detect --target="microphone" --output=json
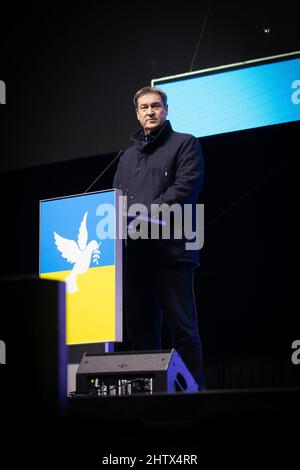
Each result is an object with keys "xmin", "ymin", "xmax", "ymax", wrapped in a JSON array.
[{"xmin": 83, "ymin": 149, "xmax": 125, "ymax": 193}]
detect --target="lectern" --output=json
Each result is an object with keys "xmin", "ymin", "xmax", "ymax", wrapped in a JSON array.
[{"xmin": 39, "ymin": 189, "xmax": 123, "ymax": 346}]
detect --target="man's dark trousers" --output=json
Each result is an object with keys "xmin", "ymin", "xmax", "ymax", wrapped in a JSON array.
[{"xmin": 125, "ymin": 258, "xmax": 205, "ymax": 389}]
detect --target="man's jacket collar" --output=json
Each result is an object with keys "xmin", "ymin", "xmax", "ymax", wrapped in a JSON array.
[{"xmin": 130, "ymin": 120, "xmax": 173, "ymax": 151}]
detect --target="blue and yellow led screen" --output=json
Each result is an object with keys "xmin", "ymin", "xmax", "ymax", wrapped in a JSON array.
[{"xmin": 153, "ymin": 53, "xmax": 300, "ymax": 137}]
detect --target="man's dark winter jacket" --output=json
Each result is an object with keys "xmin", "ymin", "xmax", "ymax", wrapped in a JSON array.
[{"xmin": 113, "ymin": 120, "xmax": 204, "ymax": 265}]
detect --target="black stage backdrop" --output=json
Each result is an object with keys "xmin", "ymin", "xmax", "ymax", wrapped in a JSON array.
[
  {"xmin": 0, "ymin": 1, "xmax": 299, "ymax": 465},
  {"xmin": 0, "ymin": 1, "xmax": 299, "ymax": 171}
]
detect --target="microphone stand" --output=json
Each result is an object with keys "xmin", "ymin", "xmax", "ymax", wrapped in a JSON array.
[{"xmin": 83, "ymin": 149, "xmax": 124, "ymax": 193}]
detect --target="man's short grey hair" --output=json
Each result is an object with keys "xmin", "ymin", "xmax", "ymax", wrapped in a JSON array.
[{"xmin": 133, "ymin": 86, "xmax": 168, "ymax": 109}]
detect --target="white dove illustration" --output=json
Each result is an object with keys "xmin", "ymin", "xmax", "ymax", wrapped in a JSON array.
[{"xmin": 54, "ymin": 212, "xmax": 101, "ymax": 293}]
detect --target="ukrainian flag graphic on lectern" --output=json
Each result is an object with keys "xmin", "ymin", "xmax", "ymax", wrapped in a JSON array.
[{"xmin": 39, "ymin": 189, "xmax": 122, "ymax": 345}]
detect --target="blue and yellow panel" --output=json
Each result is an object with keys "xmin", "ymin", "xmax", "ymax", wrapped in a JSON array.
[{"xmin": 39, "ymin": 189, "xmax": 122, "ymax": 345}]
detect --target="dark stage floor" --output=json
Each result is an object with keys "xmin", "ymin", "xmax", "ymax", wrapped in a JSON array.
[{"xmin": 2, "ymin": 385, "xmax": 299, "ymax": 466}]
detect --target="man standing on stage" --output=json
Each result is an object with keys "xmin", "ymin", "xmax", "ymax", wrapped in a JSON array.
[{"xmin": 113, "ymin": 86, "xmax": 205, "ymax": 389}]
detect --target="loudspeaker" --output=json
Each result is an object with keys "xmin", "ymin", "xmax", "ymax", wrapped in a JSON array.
[
  {"xmin": 75, "ymin": 349, "xmax": 198, "ymax": 395},
  {"xmin": 67, "ymin": 342, "xmax": 114, "ymax": 395}
]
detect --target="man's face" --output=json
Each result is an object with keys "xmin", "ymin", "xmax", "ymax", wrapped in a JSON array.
[{"xmin": 136, "ymin": 93, "xmax": 168, "ymax": 134}]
